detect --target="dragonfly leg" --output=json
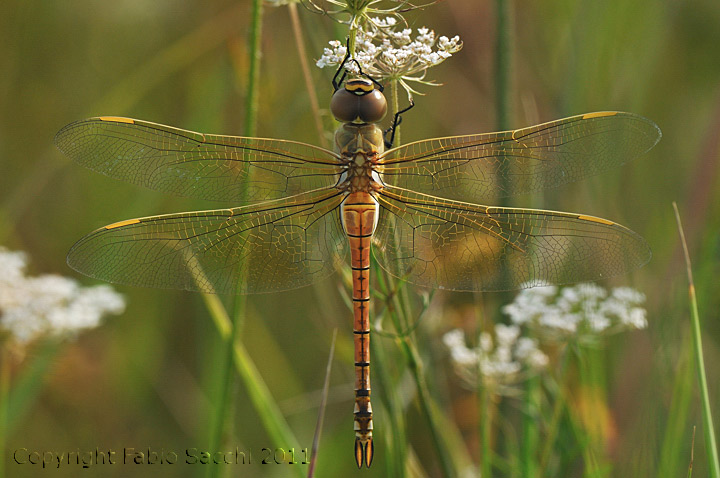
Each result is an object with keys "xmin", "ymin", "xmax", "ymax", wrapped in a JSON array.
[
  {"xmin": 332, "ymin": 38, "xmax": 352, "ymax": 92},
  {"xmin": 384, "ymin": 99, "xmax": 415, "ymax": 149},
  {"xmin": 332, "ymin": 38, "xmax": 385, "ymax": 93}
]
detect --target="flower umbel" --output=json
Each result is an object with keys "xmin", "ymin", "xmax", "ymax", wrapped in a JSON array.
[
  {"xmin": 443, "ymin": 325, "xmax": 548, "ymax": 395},
  {"xmin": 317, "ymin": 19, "xmax": 462, "ymax": 98},
  {"xmin": 502, "ymin": 283, "xmax": 648, "ymax": 344},
  {"xmin": 0, "ymin": 247, "xmax": 125, "ymax": 344}
]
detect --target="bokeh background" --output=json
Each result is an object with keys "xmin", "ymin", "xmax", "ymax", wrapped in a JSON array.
[{"xmin": 2, "ymin": 0, "xmax": 719, "ymax": 476}]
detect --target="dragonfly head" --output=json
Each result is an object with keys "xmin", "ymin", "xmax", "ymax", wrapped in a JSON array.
[{"xmin": 331, "ymin": 78, "xmax": 387, "ymax": 125}]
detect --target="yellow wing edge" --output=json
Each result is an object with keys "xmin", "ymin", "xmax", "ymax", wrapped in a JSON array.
[
  {"xmin": 576, "ymin": 214, "xmax": 615, "ymax": 225},
  {"xmin": 581, "ymin": 111, "xmax": 618, "ymax": 119},
  {"xmin": 98, "ymin": 116, "xmax": 135, "ymax": 124},
  {"xmin": 105, "ymin": 218, "xmax": 141, "ymax": 229}
]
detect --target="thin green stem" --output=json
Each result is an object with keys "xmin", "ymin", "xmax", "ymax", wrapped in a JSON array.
[
  {"xmin": 377, "ymin": 80, "xmax": 455, "ymax": 475},
  {"xmin": 575, "ymin": 348, "xmax": 605, "ymax": 477},
  {"xmin": 370, "ymin": 326, "xmax": 407, "ymax": 477},
  {"xmin": 202, "ymin": 294, "xmax": 304, "ymax": 478},
  {"xmin": 3, "ymin": 341, "xmax": 61, "ymax": 433},
  {"xmin": 308, "ymin": 329, "xmax": 336, "ymax": 478},
  {"xmin": 494, "ymin": 0, "xmax": 515, "ymax": 296},
  {"xmin": 399, "ymin": 334, "xmax": 455, "ymax": 477},
  {"xmin": 660, "ymin": 331, "xmax": 694, "ymax": 476},
  {"xmin": 0, "ymin": 347, "xmax": 10, "ymax": 478},
  {"xmin": 480, "ymin": 385, "xmax": 492, "ymax": 478},
  {"xmin": 539, "ymin": 346, "xmax": 572, "ymax": 474},
  {"xmin": 207, "ymin": 4, "xmax": 266, "ymax": 476},
  {"xmin": 288, "ymin": 3, "xmax": 328, "ymax": 149},
  {"xmin": 674, "ymin": 202, "xmax": 720, "ymax": 478},
  {"xmin": 376, "ymin": 262, "xmax": 454, "ymax": 475},
  {"xmin": 688, "ymin": 426, "xmax": 696, "ymax": 478},
  {"xmin": 206, "ymin": 302, "xmax": 241, "ymax": 478},
  {"xmin": 244, "ymin": 0, "xmax": 264, "ymax": 138},
  {"xmin": 521, "ymin": 374, "xmax": 540, "ymax": 477},
  {"xmin": 494, "ymin": 0, "xmax": 512, "ymax": 132}
]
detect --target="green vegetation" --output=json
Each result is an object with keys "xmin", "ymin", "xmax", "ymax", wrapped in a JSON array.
[{"xmin": 1, "ymin": 0, "xmax": 719, "ymax": 476}]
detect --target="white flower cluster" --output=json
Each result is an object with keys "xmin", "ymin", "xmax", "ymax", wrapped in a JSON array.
[
  {"xmin": 317, "ymin": 18, "xmax": 462, "ymax": 97},
  {"xmin": 443, "ymin": 283, "xmax": 648, "ymax": 390},
  {"xmin": 502, "ymin": 283, "xmax": 647, "ymax": 343},
  {"xmin": 443, "ymin": 324, "xmax": 548, "ymax": 393},
  {"xmin": 0, "ymin": 247, "xmax": 125, "ymax": 344}
]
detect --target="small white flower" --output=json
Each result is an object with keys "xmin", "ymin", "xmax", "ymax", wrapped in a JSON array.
[
  {"xmin": 0, "ymin": 247, "xmax": 125, "ymax": 344},
  {"xmin": 443, "ymin": 326, "xmax": 548, "ymax": 395},
  {"xmin": 479, "ymin": 331, "xmax": 493, "ymax": 352},
  {"xmin": 503, "ymin": 283, "xmax": 648, "ymax": 343},
  {"xmin": 587, "ymin": 313, "xmax": 611, "ymax": 333},
  {"xmin": 625, "ymin": 307, "xmax": 648, "ymax": 329},
  {"xmin": 611, "ymin": 287, "xmax": 646, "ymax": 303},
  {"xmin": 316, "ymin": 23, "xmax": 463, "ymax": 98},
  {"xmin": 495, "ymin": 323, "xmax": 519, "ymax": 346}
]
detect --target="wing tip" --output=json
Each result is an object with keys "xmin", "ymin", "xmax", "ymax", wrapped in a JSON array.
[
  {"xmin": 586, "ymin": 111, "xmax": 662, "ymax": 161},
  {"xmin": 628, "ymin": 112, "xmax": 662, "ymax": 152}
]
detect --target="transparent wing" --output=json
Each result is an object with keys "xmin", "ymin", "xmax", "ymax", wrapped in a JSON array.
[
  {"xmin": 379, "ymin": 112, "xmax": 661, "ymax": 201},
  {"xmin": 67, "ymin": 189, "xmax": 347, "ymax": 294},
  {"xmin": 373, "ymin": 185, "xmax": 651, "ymax": 291},
  {"xmin": 55, "ymin": 117, "xmax": 343, "ymax": 203}
]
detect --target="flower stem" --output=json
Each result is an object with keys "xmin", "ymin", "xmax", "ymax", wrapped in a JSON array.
[
  {"xmin": 288, "ymin": 3, "xmax": 328, "ymax": 148},
  {"xmin": 244, "ymin": 0, "xmax": 264, "ymax": 138},
  {"xmin": 539, "ymin": 346, "xmax": 572, "ymax": 473},
  {"xmin": 0, "ymin": 347, "xmax": 10, "ymax": 478},
  {"xmin": 480, "ymin": 385, "xmax": 492, "ymax": 478},
  {"xmin": 207, "ymin": 2, "xmax": 268, "ymax": 476},
  {"xmin": 521, "ymin": 374, "xmax": 540, "ymax": 477},
  {"xmin": 202, "ymin": 293, "xmax": 304, "ymax": 478},
  {"xmin": 494, "ymin": 0, "xmax": 513, "ymax": 131},
  {"xmin": 401, "ymin": 335, "xmax": 455, "ymax": 476}
]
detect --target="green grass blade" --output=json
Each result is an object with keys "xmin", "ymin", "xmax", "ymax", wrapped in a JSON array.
[
  {"xmin": 202, "ymin": 293, "xmax": 304, "ymax": 478},
  {"xmin": 673, "ymin": 202, "xmax": 720, "ymax": 478},
  {"xmin": 659, "ymin": 332, "xmax": 694, "ymax": 477},
  {"xmin": 307, "ymin": 328, "xmax": 336, "ymax": 478}
]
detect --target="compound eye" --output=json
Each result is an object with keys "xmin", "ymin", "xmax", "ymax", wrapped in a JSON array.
[
  {"xmin": 330, "ymin": 89, "xmax": 358, "ymax": 123},
  {"xmin": 330, "ymin": 80, "xmax": 387, "ymax": 124},
  {"xmin": 358, "ymin": 90, "xmax": 387, "ymax": 123}
]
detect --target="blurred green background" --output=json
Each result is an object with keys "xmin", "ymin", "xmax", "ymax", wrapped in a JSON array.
[{"xmin": 1, "ymin": 0, "xmax": 719, "ymax": 476}]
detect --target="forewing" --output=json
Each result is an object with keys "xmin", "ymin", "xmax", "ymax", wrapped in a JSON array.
[
  {"xmin": 379, "ymin": 112, "xmax": 661, "ymax": 201},
  {"xmin": 67, "ymin": 189, "xmax": 347, "ymax": 294},
  {"xmin": 55, "ymin": 117, "xmax": 343, "ymax": 202},
  {"xmin": 373, "ymin": 186, "xmax": 651, "ymax": 291}
]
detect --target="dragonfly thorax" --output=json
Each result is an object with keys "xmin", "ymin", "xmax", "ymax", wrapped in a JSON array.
[
  {"xmin": 335, "ymin": 123, "xmax": 385, "ymax": 194},
  {"xmin": 331, "ymin": 78, "xmax": 387, "ymax": 125}
]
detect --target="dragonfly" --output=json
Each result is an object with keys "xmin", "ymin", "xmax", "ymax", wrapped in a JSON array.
[{"xmin": 55, "ymin": 62, "xmax": 660, "ymax": 468}]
